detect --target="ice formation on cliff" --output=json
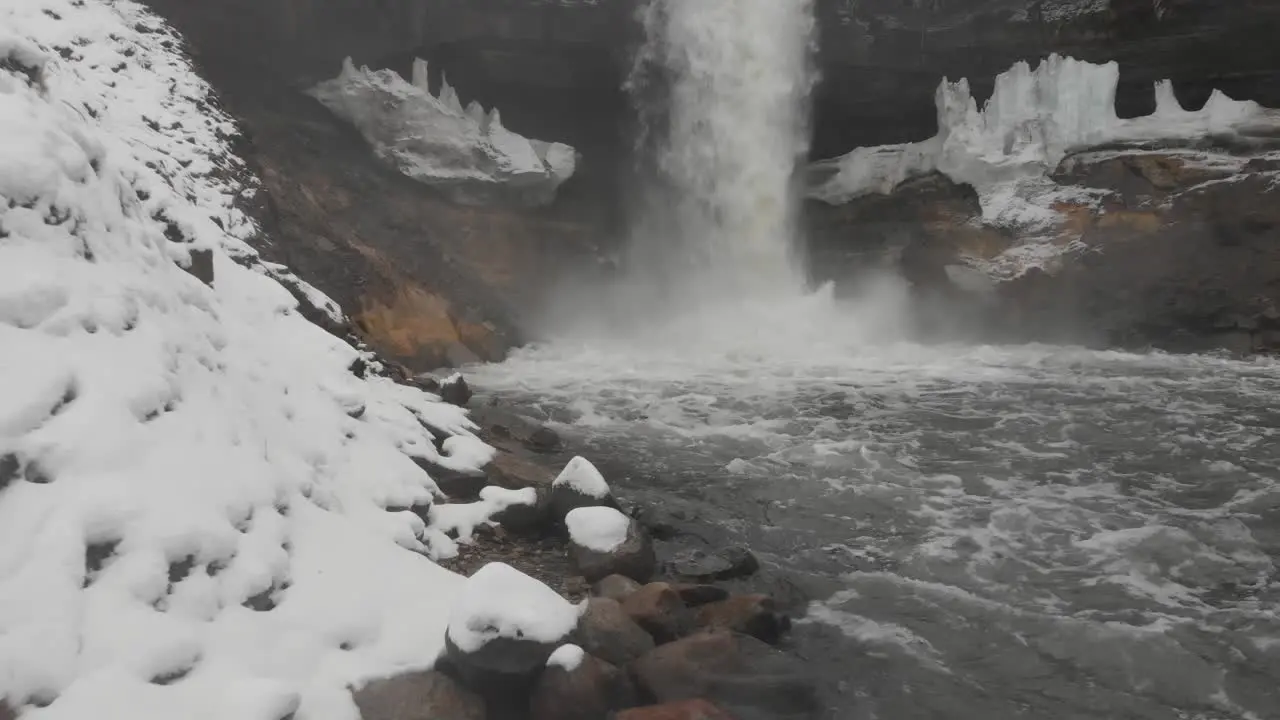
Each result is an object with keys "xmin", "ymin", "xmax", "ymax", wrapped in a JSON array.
[
  {"xmin": 810, "ymin": 54, "xmax": 1280, "ymax": 215},
  {"xmin": 309, "ymin": 58, "xmax": 577, "ymax": 207}
]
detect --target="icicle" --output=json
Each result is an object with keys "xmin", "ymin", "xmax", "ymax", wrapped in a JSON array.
[
  {"xmin": 340, "ymin": 56, "xmax": 358, "ymax": 80},
  {"xmin": 438, "ymin": 73, "xmax": 464, "ymax": 114},
  {"xmin": 1152, "ymin": 80, "xmax": 1184, "ymax": 116},
  {"xmin": 411, "ymin": 58, "xmax": 430, "ymax": 94},
  {"xmin": 466, "ymin": 100, "xmax": 486, "ymax": 126},
  {"xmin": 484, "ymin": 108, "xmax": 502, "ymax": 135}
]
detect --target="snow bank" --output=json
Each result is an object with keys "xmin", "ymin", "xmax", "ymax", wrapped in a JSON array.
[
  {"xmin": 553, "ymin": 456, "xmax": 612, "ymax": 499},
  {"xmin": 810, "ymin": 54, "xmax": 1280, "ymax": 211},
  {"xmin": 308, "ymin": 58, "xmax": 577, "ymax": 207},
  {"xmin": 445, "ymin": 563, "xmax": 581, "ymax": 654},
  {"xmin": 565, "ymin": 507, "xmax": 631, "ymax": 553},
  {"xmin": 0, "ymin": 3, "xmax": 495, "ymax": 719}
]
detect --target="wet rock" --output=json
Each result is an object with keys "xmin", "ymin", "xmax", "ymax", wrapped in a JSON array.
[
  {"xmin": 525, "ymin": 425, "xmax": 562, "ymax": 454},
  {"xmin": 614, "ymin": 699, "xmax": 737, "ymax": 720},
  {"xmin": 592, "ymin": 574, "xmax": 642, "ymax": 601},
  {"xmin": 695, "ymin": 595, "xmax": 788, "ymax": 645},
  {"xmin": 411, "ymin": 457, "xmax": 487, "ymax": 499},
  {"xmin": 630, "ymin": 630, "xmax": 819, "ymax": 720},
  {"xmin": 631, "ymin": 504, "xmax": 687, "ymax": 541},
  {"xmin": 443, "ymin": 563, "xmax": 580, "ymax": 690},
  {"xmin": 673, "ymin": 584, "xmax": 730, "ymax": 608},
  {"xmin": 529, "ymin": 646, "xmax": 637, "ymax": 720},
  {"xmin": 549, "ymin": 456, "xmax": 620, "ymax": 525},
  {"xmin": 185, "ymin": 247, "xmax": 214, "ymax": 285},
  {"xmin": 351, "ymin": 669, "xmax": 485, "ymax": 720},
  {"xmin": 486, "ymin": 448, "xmax": 556, "ymax": 489},
  {"xmin": 574, "ymin": 597, "xmax": 655, "ymax": 667},
  {"xmin": 439, "ymin": 374, "xmax": 472, "ymax": 407},
  {"xmin": 567, "ymin": 506, "xmax": 657, "ymax": 583},
  {"xmin": 490, "ymin": 486, "xmax": 552, "ymax": 538},
  {"xmin": 669, "ymin": 547, "xmax": 760, "ymax": 582},
  {"xmin": 407, "ymin": 373, "xmax": 441, "ymax": 393},
  {"xmin": 621, "ymin": 582, "xmax": 694, "ymax": 644}
]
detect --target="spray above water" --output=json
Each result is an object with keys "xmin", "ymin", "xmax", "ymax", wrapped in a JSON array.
[{"xmin": 627, "ymin": 0, "xmax": 817, "ymax": 304}]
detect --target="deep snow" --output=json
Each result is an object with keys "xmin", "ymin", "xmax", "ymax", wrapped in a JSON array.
[{"xmin": 0, "ymin": 2, "xmax": 518, "ymax": 718}]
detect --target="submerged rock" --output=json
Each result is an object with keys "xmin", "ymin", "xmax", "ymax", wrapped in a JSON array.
[
  {"xmin": 631, "ymin": 631, "xmax": 819, "ymax": 720},
  {"xmin": 669, "ymin": 547, "xmax": 760, "ymax": 582},
  {"xmin": 694, "ymin": 595, "xmax": 789, "ymax": 645},
  {"xmin": 614, "ymin": 699, "xmax": 736, "ymax": 720},
  {"xmin": 308, "ymin": 58, "xmax": 577, "ymax": 208},
  {"xmin": 351, "ymin": 669, "xmax": 485, "ymax": 720}
]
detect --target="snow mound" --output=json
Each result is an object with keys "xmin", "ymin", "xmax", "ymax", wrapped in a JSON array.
[
  {"xmin": 445, "ymin": 563, "xmax": 582, "ymax": 654},
  {"xmin": 308, "ymin": 57, "xmax": 577, "ymax": 207},
  {"xmin": 552, "ymin": 456, "xmax": 611, "ymax": 499},
  {"xmin": 566, "ymin": 506, "xmax": 631, "ymax": 553},
  {"xmin": 809, "ymin": 54, "xmax": 1280, "ymax": 275},
  {"xmin": 546, "ymin": 644, "xmax": 586, "ymax": 672},
  {"xmin": 0, "ymin": 3, "xmax": 493, "ymax": 719},
  {"xmin": 429, "ymin": 486, "xmax": 537, "ymax": 549}
]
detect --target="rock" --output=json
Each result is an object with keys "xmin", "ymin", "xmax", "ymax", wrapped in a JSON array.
[
  {"xmin": 673, "ymin": 584, "xmax": 730, "ymax": 608},
  {"xmin": 490, "ymin": 486, "xmax": 552, "ymax": 538},
  {"xmin": 566, "ymin": 506, "xmax": 657, "ymax": 583},
  {"xmin": 574, "ymin": 597, "xmax": 655, "ymax": 667},
  {"xmin": 186, "ymin": 247, "xmax": 214, "ymax": 285},
  {"xmin": 444, "ymin": 563, "xmax": 580, "ymax": 690},
  {"xmin": 411, "ymin": 457, "xmax": 486, "ymax": 499},
  {"xmin": 614, "ymin": 699, "xmax": 737, "ymax": 720},
  {"xmin": 439, "ymin": 374, "xmax": 472, "ymax": 407},
  {"xmin": 630, "ymin": 630, "xmax": 819, "ymax": 720},
  {"xmin": 694, "ymin": 595, "xmax": 788, "ymax": 645},
  {"xmin": 525, "ymin": 425, "xmax": 562, "ymax": 454},
  {"xmin": 486, "ymin": 449, "xmax": 556, "ymax": 489},
  {"xmin": 620, "ymin": 582, "xmax": 693, "ymax": 644},
  {"xmin": 529, "ymin": 646, "xmax": 637, "ymax": 720},
  {"xmin": 549, "ymin": 456, "xmax": 620, "ymax": 525},
  {"xmin": 351, "ymin": 669, "xmax": 485, "ymax": 720},
  {"xmin": 591, "ymin": 574, "xmax": 642, "ymax": 601},
  {"xmin": 669, "ymin": 547, "xmax": 760, "ymax": 582}
]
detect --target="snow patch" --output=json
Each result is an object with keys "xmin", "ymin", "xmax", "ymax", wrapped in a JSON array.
[
  {"xmin": 429, "ymin": 486, "xmax": 537, "ymax": 546},
  {"xmin": 546, "ymin": 644, "xmax": 586, "ymax": 672},
  {"xmin": 566, "ymin": 506, "xmax": 631, "ymax": 553},
  {"xmin": 553, "ymin": 456, "xmax": 611, "ymax": 499},
  {"xmin": 445, "ymin": 563, "xmax": 582, "ymax": 654},
  {"xmin": 308, "ymin": 57, "xmax": 577, "ymax": 207}
]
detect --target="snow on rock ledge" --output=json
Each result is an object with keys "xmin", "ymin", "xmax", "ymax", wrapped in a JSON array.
[
  {"xmin": 308, "ymin": 58, "xmax": 578, "ymax": 207},
  {"xmin": 0, "ymin": 3, "xmax": 492, "ymax": 719}
]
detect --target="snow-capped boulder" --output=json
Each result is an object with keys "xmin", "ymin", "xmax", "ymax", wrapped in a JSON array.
[
  {"xmin": 549, "ymin": 456, "xmax": 620, "ymax": 524},
  {"xmin": 529, "ymin": 646, "xmax": 636, "ymax": 720},
  {"xmin": 308, "ymin": 57, "xmax": 578, "ymax": 207},
  {"xmin": 444, "ymin": 563, "xmax": 582, "ymax": 686},
  {"xmin": 566, "ymin": 506, "xmax": 656, "ymax": 583}
]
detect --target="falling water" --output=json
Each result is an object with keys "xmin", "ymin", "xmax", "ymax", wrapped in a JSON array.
[{"xmin": 626, "ymin": 0, "xmax": 817, "ymax": 304}]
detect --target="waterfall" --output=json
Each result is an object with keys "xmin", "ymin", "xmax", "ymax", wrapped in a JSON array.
[{"xmin": 626, "ymin": 0, "xmax": 817, "ymax": 305}]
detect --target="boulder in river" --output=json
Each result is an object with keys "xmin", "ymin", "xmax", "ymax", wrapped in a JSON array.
[
  {"xmin": 630, "ymin": 630, "xmax": 819, "ymax": 720},
  {"xmin": 439, "ymin": 373, "xmax": 473, "ymax": 407},
  {"xmin": 669, "ymin": 547, "xmax": 760, "ymax": 582},
  {"xmin": 566, "ymin": 506, "xmax": 657, "ymax": 583},
  {"xmin": 529, "ymin": 645, "xmax": 637, "ymax": 720},
  {"xmin": 443, "ymin": 563, "xmax": 581, "ymax": 690},
  {"xmin": 490, "ymin": 486, "xmax": 552, "ymax": 538},
  {"xmin": 574, "ymin": 597, "xmax": 655, "ymax": 667},
  {"xmin": 694, "ymin": 595, "xmax": 789, "ymax": 645},
  {"xmin": 621, "ymin": 582, "xmax": 694, "ymax": 644},
  {"xmin": 549, "ymin": 456, "xmax": 620, "ymax": 524},
  {"xmin": 351, "ymin": 669, "xmax": 485, "ymax": 720}
]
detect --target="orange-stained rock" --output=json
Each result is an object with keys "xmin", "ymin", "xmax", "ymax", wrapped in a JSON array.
[
  {"xmin": 614, "ymin": 698, "xmax": 736, "ymax": 720},
  {"xmin": 621, "ymin": 582, "xmax": 693, "ymax": 643}
]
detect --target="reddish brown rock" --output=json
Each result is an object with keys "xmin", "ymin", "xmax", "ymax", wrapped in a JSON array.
[
  {"xmin": 575, "ymin": 597, "xmax": 655, "ymax": 667},
  {"xmin": 673, "ymin": 584, "xmax": 730, "ymax": 607},
  {"xmin": 621, "ymin": 582, "xmax": 694, "ymax": 643},
  {"xmin": 351, "ymin": 669, "xmax": 485, "ymax": 720},
  {"xmin": 592, "ymin": 573, "xmax": 642, "ymax": 601},
  {"xmin": 695, "ymin": 595, "xmax": 788, "ymax": 645},
  {"xmin": 614, "ymin": 699, "xmax": 736, "ymax": 720},
  {"xmin": 630, "ymin": 630, "xmax": 818, "ymax": 720},
  {"xmin": 529, "ymin": 650, "xmax": 636, "ymax": 720}
]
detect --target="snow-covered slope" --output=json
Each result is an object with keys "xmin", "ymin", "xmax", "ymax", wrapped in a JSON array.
[
  {"xmin": 308, "ymin": 58, "xmax": 577, "ymax": 208},
  {"xmin": 0, "ymin": 2, "xmax": 493, "ymax": 718}
]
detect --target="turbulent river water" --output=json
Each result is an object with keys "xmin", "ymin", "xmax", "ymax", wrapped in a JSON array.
[{"xmin": 471, "ymin": 293, "xmax": 1280, "ymax": 720}]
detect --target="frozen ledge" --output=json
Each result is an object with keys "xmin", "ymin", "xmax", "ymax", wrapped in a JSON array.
[{"xmin": 309, "ymin": 57, "xmax": 578, "ymax": 208}]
